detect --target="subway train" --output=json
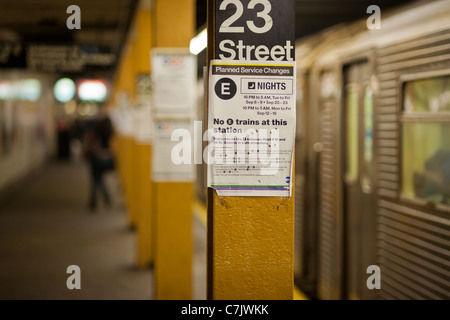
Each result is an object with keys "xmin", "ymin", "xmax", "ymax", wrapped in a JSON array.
[
  {"xmin": 292, "ymin": 0, "xmax": 450, "ymax": 300},
  {"xmin": 195, "ymin": 0, "xmax": 450, "ymax": 300}
]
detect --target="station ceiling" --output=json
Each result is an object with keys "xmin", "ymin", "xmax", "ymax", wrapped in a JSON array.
[{"xmin": 0, "ymin": 0, "xmax": 416, "ymax": 77}]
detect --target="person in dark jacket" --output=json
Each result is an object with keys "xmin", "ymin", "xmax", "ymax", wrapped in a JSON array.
[
  {"xmin": 83, "ymin": 113, "xmax": 115, "ymax": 211},
  {"xmin": 420, "ymin": 149, "xmax": 450, "ymax": 204}
]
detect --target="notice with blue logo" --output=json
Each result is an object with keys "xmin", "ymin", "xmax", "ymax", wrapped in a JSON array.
[
  {"xmin": 151, "ymin": 48, "xmax": 196, "ymax": 118},
  {"xmin": 207, "ymin": 60, "xmax": 296, "ymax": 197}
]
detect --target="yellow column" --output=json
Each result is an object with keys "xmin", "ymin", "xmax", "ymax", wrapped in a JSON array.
[
  {"xmin": 128, "ymin": 18, "xmax": 140, "ymax": 232},
  {"xmin": 127, "ymin": 33, "xmax": 140, "ymax": 231},
  {"xmin": 136, "ymin": 143, "xmax": 153, "ymax": 268},
  {"xmin": 130, "ymin": 139, "xmax": 140, "ymax": 230},
  {"xmin": 154, "ymin": 182, "xmax": 193, "ymax": 299},
  {"xmin": 114, "ymin": 43, "xmax": 138, "ymax": 228},
  {"xmin": 113, "ymin": 1, "xmax": 154, "ymax": 264},
  {"xmin": 124, "ymin": 135, "xmax": 137, "ymax": 229},
  {"xmin": 152, "ymin": 0, "xmax": 195, "ymax": 300},
  {"xmin": 116, "ymin": 134, "xmax": 127, "ymax": 198},
  {"xmin": 208, "ymin": 189, "xmax": 295, "ymax": 299},
  {"xmin": 112, "ymin": 42, "xmax": 133, "ymax": 224},
  {"xmin": 132, "ymin": 4, "xmax": 154, "ymax": 269},
  {"xmin": 111, "ymin": 42, "xmax": 126, "ymax": 188},
  {"xmin": 206, "ymin": 2, "xmax": 295, "ymax": 300}
]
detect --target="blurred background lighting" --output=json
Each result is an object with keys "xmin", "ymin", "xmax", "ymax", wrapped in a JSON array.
[
  {"xmin": 78, "ymin": 79, "xmax": 108, "ymax": 102},
  {"xmin": 18, "ymin": 79, "xmax": 41, "ymax": 101},
  {"xmin": 54, "ymin": 78, "xmax": 76, "ymax": 103},
  {"xmin": 189, "ymin": 28, "xmax": 207, "ymax": 55},
  {"xmin": 64, "ymin": 100, "xmax": 77, "ymax": 115},
  {"xmin": 0, "ymin": 81, "xmax": 14, "ymax": 100}
]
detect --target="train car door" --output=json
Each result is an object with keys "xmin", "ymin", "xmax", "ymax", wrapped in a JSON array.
[
  {"xmin": 294, "ymin": 72, "xmax": 318, "ymax": 298},
  {"xmin": 343, "ymin": 61, "xmax": 377, "ymax": 300}
]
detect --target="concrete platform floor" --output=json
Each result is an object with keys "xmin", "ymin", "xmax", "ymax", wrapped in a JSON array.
[{"xmin": 0, "ymin": 159, "xmax": 207, "ymax": 300}]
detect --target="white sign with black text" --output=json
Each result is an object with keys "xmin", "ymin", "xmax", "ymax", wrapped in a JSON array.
[
  {"xmin": 151, "ymin": 48, "xmax": 196, "ymax": 182},
  {"xmin": 215, "ymin": 0, "xmax": 295, "ymax": 62},
  {"xmin": 151, "ymin": 48, "xmax": 196, "ymax": 118},
  {"xmin": 207, "ymin": 60, "xmax": 296, "ymax": 197}
]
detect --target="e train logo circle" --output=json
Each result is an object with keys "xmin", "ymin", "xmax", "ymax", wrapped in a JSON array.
[{"xmin": 215, "ymin": 78, "xmax": 237, "ymax": 100}]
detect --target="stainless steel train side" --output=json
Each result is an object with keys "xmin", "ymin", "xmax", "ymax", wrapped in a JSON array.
[{"xmin": 294, "ymin": 0, "xmax": 450, "ymax": 300}]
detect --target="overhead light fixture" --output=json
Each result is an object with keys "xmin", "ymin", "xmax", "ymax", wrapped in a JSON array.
[
  {"xmin": 54, "ymin": 78, "xmax": 76, "ymax": 103},
  {"xmin": 190, "ymin": 28, "xmax": 207, "ymax": 55},
  {"xmin": 78, "ymin": 79, "xmax": 108, "ymax": 102}
]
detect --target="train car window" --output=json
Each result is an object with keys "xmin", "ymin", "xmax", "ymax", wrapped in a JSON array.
[
  {"xmin": 404, "ymin": 76, "xmax": 450, "ymax": 113},
  {"xmin": 345, "ymin": 85, "xmax": 359, "ymax": 183},
  {"xmin": 362, "ymin": 86, "xmax": 373, "ymax": 191},
  {"xmin": 402, "ymin": 75, "xmax": 450, "ymax": 207}
]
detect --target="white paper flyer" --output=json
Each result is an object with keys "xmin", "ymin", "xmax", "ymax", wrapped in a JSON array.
[{"xmin": 207, "ymin": 60, "xmax": 296, "ymax": 197}]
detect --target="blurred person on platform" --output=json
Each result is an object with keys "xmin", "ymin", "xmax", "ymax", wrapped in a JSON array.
[{"xmin": 83, "ymin": 110, "xmax": 115, "ymax": 211}]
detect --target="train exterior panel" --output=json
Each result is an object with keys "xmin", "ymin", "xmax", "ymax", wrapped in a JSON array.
[{"xmin": 293, "ymin": 0, "xmax": 450, "ymax": 299}]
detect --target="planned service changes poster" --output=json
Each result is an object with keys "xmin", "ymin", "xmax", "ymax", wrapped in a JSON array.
[{"xmin": 207, "ymin": 60, "xmax": 296, "ymax": 197}]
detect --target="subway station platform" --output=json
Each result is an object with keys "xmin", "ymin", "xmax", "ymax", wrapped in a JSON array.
[
  {"xmin": 0, "ymin": 158, "xmax": 207, "ymax": 300},
  {"xmin": 0, "ymin": 0, "xmax": 449, "ymax": 303}
]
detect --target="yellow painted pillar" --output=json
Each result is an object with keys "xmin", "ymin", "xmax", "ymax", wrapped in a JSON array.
[
  {"xmin": 127, "ymin": 17, "xmax": 140, "ymax": 232},
  {"xmin": 118, "ymin": 134, "xmax": 128, "ymax": 207},
  {"xmin": 127, "ymin": 36, "xmax": 140, "ymax": 231},
  {"xmin": 112, "ymin": 1, "xmax": 154, "ymax": 265},
  {"xmin": 111, "ymin": 50, "xmax": 128, "ymax": 193},
  {"xmin": 152, "ymin": 0, "xmax": 195, "ymax": 300},
  {"xmin": 124, "ymin": 135, "xmax": 137, "ymax": 229},
  {"xmin": 130, "ymin": 139, "xmax": 141, "ymax": 229},
  {"xmin": 132, "ymin": 3, "xmax": 154, "ymax": 269},
  {"xmin": 113, "ymin": 41, "xmax": 137, "ymax": 228},
  {"xmin": 154, "ymin": 182, "xmax": 193, "ymax": 299},
  {"xmin": 116, "ymin": 134, "xmax": 127, "ymax": 194},
  {"xmin": 136, "ymin": 143, "xmax": 153, "ymax": 268},
  {"xmin": 133, "ymin": 8, "xmax": 152, "ymax": 74},
  {"xmin": 208, "ymin": 187, "xmax": 295, "ymax": 300},
  {"xmin": 206, "ymin": 1, "xmax": 295, "ymax": 300}
]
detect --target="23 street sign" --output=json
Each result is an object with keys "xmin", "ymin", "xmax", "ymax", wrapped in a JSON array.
[{"xmin": 215, "ymin": 0, "xmax": 295, "ymax": 61}]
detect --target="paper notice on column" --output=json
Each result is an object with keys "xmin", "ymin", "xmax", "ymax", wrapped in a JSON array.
[
  {"xmin": 151, "ymin": 48, "xmax": 196, "ymax": 182},
  {"xmin": 152, "ymin": 120, "xmax": 194, "ymax": 182},
  {"xmin": 151, "ymin": 48, "xmax": 196, "ymax": 118},
  {"xmin": 207, "ymin": 60, "xmax": 296, "ymax": 197},
  {"xmin": 134, "ymin": 104, "xmax": 153, "ymax": 145},
  {"xmin": 121, "ymin": 106, "xmax": 134, "ymax": 138}
]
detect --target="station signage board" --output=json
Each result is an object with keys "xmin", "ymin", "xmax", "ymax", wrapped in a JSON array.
[
  {"xmin": 214, "ymin": 0, "xmax": 295, "ymax": 61},
  {"xmin": 0, "ymin": 43, "xmax": 116, "ymax": 73},
  {"xmin": 208, "ymin": 0, "xmax": 296, "ymax": 197}
]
